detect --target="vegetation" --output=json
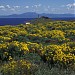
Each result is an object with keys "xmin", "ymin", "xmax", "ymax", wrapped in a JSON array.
[{"xmin": 0, "ymin": 19, "xmax": 75, "ymax": 75}]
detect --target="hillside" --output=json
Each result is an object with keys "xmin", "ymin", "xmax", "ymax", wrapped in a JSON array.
[
  {"xmin": 0, "ymin": 19, "xmax": 75, "ymax": 75},
  {"xmin": 0, "ymin": 12, "xmax": 75, "ymax": 18}
]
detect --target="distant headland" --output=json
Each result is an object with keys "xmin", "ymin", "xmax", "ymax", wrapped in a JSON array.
[{"xmin": 0, "ymin": 12, "xmax": 75, "ymax": 18}]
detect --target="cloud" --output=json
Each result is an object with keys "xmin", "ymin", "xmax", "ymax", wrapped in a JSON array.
[
  {"xmin": 61, "ymin": 3, "xmax": 75, "ymax": 12},
  {"xmin": 0, "ymin": 6, "xmax": 5, "ymax": 9},
  {"xmin": 0, "ymin": 5, "xmax": 21, "ymax": 12},
  {"xmin": 0, "ymin": 5, "xmax": 6, "ymax": 11},
  {"xmin": 34, "ymin": 4, "xmax": 41, "ymax": 8},
  {"xmin": 66, "ymin": 3, "xmax": 75, "ymax": 10},
  {"xmin": 13, "ymin": 6, "xmax": 20, "ymax": 8},
  {"xmin": 34, "ymin": 5, "xmax": 38, "ymax": 8},
  {"xmin": 6, "ymin": 5, "xmax": 21, "ymax": 11},
  {"xmin": 66, "ymin": 3, "xmax": 75, "ymax": 8},
  {"xmin": 0, "ymin": 5, "xmax": 21, "ymax": 11},
  {"xmin": 5, "ymin": 5, "xmax": 16, "ymax": 11},
  {"xmin": 61, "ymin": 3, "xmax": 75, "ymax": 8},
  {"xmin": 60, "ymin": 3, "xmax": 75, "ymax": 14},
  {"xmin": 25, "ymin": 6, "xmax": 29, "ymax": 8},
  {"xmin": 6, "ymin": 5, "xmax": 11, "ymax": 8}
]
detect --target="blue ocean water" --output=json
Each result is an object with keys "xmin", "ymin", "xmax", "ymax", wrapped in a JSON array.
[
  {"xmin": 0, "ymin": 18, "xmax": 75, "ymax": 26},
  {"xmin": 0, "ymin": 18, "xmax": 35, "ymax": 26}
]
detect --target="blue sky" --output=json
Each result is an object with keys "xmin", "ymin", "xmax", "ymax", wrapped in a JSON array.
[{"xmin": 0, "ymin": 0, "xmax": 75, "ymax": 15}]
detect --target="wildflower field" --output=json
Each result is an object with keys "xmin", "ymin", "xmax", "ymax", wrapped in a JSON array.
[{"xmin": 0, "ymin": 19, "xmax": 75, "ymax": 75}]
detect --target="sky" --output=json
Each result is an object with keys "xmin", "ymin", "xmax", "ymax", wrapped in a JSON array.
[{"xmin": 0, "ymin": 0, "xmax": 75, "ymax": 15}]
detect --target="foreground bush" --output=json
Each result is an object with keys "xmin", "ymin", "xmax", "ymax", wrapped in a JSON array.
[
  {"xmin": 0, "ymin": 59, "xmax": 38, "ymax": 75},
  {"xmin": 34, "ymin": 62, "xmax": 75, "ymax": 75}
]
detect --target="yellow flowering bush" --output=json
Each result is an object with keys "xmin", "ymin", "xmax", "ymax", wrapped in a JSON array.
[
  {"xmin": 65, "ymin": 30, "xmax": 75, "ymax": 40},
  {"xmin": 0, "ymin": 41, "xmax": 29, "ymax": 61},
  {"xmin": 0, "ymin": 36, "xmax": 11, "ymax": 42},
  {"xmin": 20, "ymin": 42, "xmax": 29, "ymax": 54},
  {"xmin": 43, "ymin": 44, "xmax": 75, "ymax": 65},
  {"xmin": 28, "ymin": 42, "xmax": 43, "ymax": 54}
]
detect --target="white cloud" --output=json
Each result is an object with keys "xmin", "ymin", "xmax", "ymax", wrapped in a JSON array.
[
  {"xmin": 0, "ymin": 6, "xmax": 6, "ymax": 11},
  {"xmin": 73, "ymin": 3, "xmax": 75, "ymax": 6},
  {"xmin": 61, "ymin": 3, "xmax": 75, "ymax": 12},
  {"xmin": 60, "ymin": 3, "xmax": 75, "ymax": 14},
  {"xmin": 61, "ymin": 3, "xmax": 75, "ymax": 8},
  {"xmin": 6, "ymin": 5, "xmax": 11, "ymax": 8},
  {"xmin": 34, "ymin": 5, "xmax": 38, "ymax": 8},
  {"xmin": 34, "ymin": 4, "xmax": 41, "ymax": 8},
  {"xmin": 66, "ymin": 3, "xmax": 75, "ymax": 10},
  {"xmin": 25, "ymin": 6, "xmax": 29, "ymax": 8},
  {"xmin": 0, "ymin": 5, "xmax": 21, "ymax": 12},
  {"xmin": 6, "ymin": 5, "xmax": 20, "ymax": 11},
  {"xmin": 13, "ymin": 6, "xmax": 20, "ymax": 8},
  {"xmin": 66, "ymin": 3, "xmax": 75, "ymax": 7},
  {"xmin": 5, "ymin": 5, "xmax": 16, "ymax": 11},
  {"xmin": 0, "ymin": 6, "xmax": 5, "ymax": 9}
]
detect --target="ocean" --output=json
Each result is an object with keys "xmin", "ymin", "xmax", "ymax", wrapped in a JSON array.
[
  {"xmin": 0, "ymin": 18, "xmax": 75, "ymax": 26},
  {"xmin": 0, "ymin": 18, "xmax": 34, "ymax": 26}
]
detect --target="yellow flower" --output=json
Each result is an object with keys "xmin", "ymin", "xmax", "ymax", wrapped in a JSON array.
[
  {"xmin": 9, "ymin": 56, "xmax": 12, "ymax": 60},
  {"xmin": 4, "ymin": 52, "xmax": 8, "ymax": 56}
]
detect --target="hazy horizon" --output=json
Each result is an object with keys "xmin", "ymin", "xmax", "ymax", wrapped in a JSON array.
[{"xmin": 0, "ymin": 12, "xmax": 75, "ymax": 16}]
